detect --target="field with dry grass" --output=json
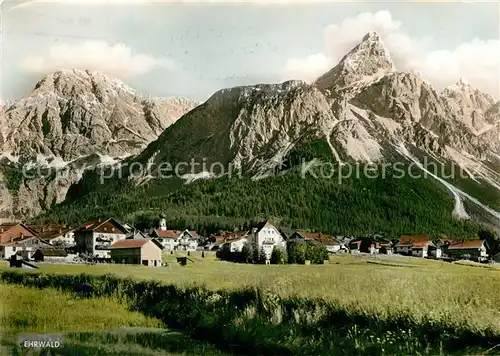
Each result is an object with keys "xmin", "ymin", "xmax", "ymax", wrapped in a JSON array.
[{"xmin": 2, "ymin": 253, "xmax": 500, "ymax": 355}]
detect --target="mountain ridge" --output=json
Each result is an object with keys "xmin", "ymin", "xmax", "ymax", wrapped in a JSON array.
[{"xmin": 3, "ymin": 32, "xmax": 500, "ymax": 236}]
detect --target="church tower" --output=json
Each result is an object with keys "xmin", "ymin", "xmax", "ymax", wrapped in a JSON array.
[{"xmin": 159, "ymin": 214, "xmax": 167, "ymax": 231}]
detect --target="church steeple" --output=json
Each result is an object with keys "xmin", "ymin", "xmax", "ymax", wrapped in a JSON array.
[{"xmin": 159, "ymin": 214, "xmax": 167, "ymax": 231}]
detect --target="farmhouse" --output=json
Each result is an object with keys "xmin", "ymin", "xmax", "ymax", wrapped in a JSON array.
[
  {"xmin": 446, "ymin": 240, "xmax": 489, "ymax": 261},
  {"xmin": 32, "ymin": 248, "xmax": 68, "ymax": 263},
  {"xmin": 177, "ymin": 230, "xmax": 200, "ymax": 251},
  {"xmin": 109, "ymin": 239, "xmax": 163, "ymax": 267},
  {"xmin": 0, "ymin": 223, "xmax": 48, "ymax": 260},
  {"xmin": 30, "ymin": 225, "xmax": 75, "ymax": 247},
  {"xmin": 150, "ymin": 228, "xmax": 180, "ymax": 251},
  {"xmin": 148, "ymin": 217, "xmax": 200, "ymax": 251},
  {"xmin": 246, "ymin": 221, "xmax": 286, "ymax": 260},
  {"xmin": 349, "ymin": 240, "xmax": 362, "ymax": 252},
  {"xmin": 394, "ymin": 235, "xmax": 441, "ymax": 258},
  {"xmin": 289, "ymin": 231, "xmax": 343, "ymax": 253},
  {"xmin": 224, "ymin": 236, "xmax": 248, "ymax": 252},
  {"xmin": 74, "ymin": 218, "xmax": 128, "ymax": 258},
  {"xmin": 370, "ymin": 242, "xmax": 393, "ymax": 254},
  {"xmin": 150, "ymin": 228, "xmax": 199, "ymax": 251}
]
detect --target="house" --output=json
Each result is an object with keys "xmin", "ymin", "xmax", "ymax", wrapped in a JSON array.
[
  {"xmin": 225, "ymin": 237, "xmax": 248, "ymax": 252},
  {"xmin": 177, "ymin": 230, "xmax": 200, "ymax": 251},
  {"xmin": 369, "ymin": 242, "xmax": 393, "ymax": 254},
  {"xmin": 109, "ymin": 239, "xmax": 163, "ymax": 267},
  {"xmin": 208, "ymin": 231, "xmax": 247, "ymax": 252},
  {"xmin": 74, "ymin": 218, "xmax": 128, "ymax": 258},
  {"xmin": 32, "ymin": 248, "xmax": 68, "ymax": 263},
  {"xmin": 445, "ymin": 240, "xmax": 489, "ymax": 261},
  {"xmin": 348, "ymin": 240, "xmax": 362, "ymax": 253},
  {"xmin": 29, "ymin": 225, "xmax": 75, "ymax": 247},
  {"xmin": 150, "ymin": 228, "xmax": 180, "ymax": 251},
  {"xmin": 289, "ymin": 231, "xmax": 343, "ymax": 253},
  {"xmin": 411, "ymin": 240, "xmax": 438, "ymax": 258},
  {"xmin": 394, "ymin": 235, "xmax": 441, "ymax": 258},
  {"xmin": 0, "ymin": 223, "xmax": 46, "ymax": 260},
  {"xmin": 246, "ymin": 221, "xmax": 286, "ymax": 261}
]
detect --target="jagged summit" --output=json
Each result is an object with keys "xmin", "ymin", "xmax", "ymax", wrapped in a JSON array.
[
  {"xmin": 363, "ymin": 31, "xmax": 381, "ymax": 41},
  {"xmin": 0, "ymin": 69, "xmax": 199, "ymax": 162},
  {"xmin": 31, "ymin": 69, "xmax": 139, "ymax": 100},
  {"xmin": 457, "ymin": 77, "xmax": 469, "ymax": 86},
  {"xmin": 314, "ymin": 31, "xmax": 394, "ymax": 95}
]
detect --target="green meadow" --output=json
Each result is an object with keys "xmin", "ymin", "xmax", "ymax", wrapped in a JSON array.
[
  {"xmin": 0, "ymin": 280, "xmax": 226, "ymax": 355},
  {"xmin": 1, "ymin": 253, "xmax": 500, "ymax": 355}
]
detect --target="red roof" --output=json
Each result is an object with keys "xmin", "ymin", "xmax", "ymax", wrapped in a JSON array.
[
  {"xmin": 214, "ymin": 231, "xmax": 247, "ymax": 243},
  {"xmin": 111, "ymin": 239, "xmax": 149, "ymax": 249},
  {"xmin": 448, "ymin": 240, "xmax": 485, "ymax": 250},
  {"xmin": 412, "ymin": 241, "xmax": 431, "ymax": 248},
  {"xmin": 154, "ymin": 229, "xmax": 180, "ymax": 238},
  {"xmin": 399, "ymin": 235, "xmax": 431, "ymax": 244},
  {"xmin": 296, "ymin": 231, "xmax": 339, "ymax": 245},
  {"xmin": 29, "ymin": 225, "xmax": 74, "ymax": 239}
]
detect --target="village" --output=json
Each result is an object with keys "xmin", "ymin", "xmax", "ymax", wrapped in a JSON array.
[{"xmin": 0, "ymin": 215, "xmax": 497, "ymax": 268}]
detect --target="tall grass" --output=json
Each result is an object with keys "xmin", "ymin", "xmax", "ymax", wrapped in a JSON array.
[
  {"xmin": 1, "ymin": 265, "xmax": 499, "ymax": 355},
  {"xmin": 0, "ymin": 283, "xmax": 226, "ymax": 355}
]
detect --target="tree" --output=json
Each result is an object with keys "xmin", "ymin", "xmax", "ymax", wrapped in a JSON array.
[
  {"xmin": 241, "ymin": 244, "xmax": 253, "ymax": 263},
  {"xmin": 252, "ymin": 245, "xmax": 260, "ymax": 264},
  {"xmin": 259, "ymin": 247, "xmax": 267, "ymax": 264},
  {"xmin": 287, "ymin": 241, "xmax": 307, "ymax": 264},
  {"xmin": 270, "ymin": 247, "xmax": 287, "ymax": 264}
]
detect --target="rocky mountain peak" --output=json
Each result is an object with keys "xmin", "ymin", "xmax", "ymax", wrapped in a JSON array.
[
  {"xmin": 0, "ymin": 70, "xmax": 199, "ymax": 162},
  {"xmin": 31, "ymin": 69, "xmax": 138, "ymax": 103},
  {"xmin": 456, "ymin": 77, "xmax": 469, "ymax": 87},
  {"xmin": 441, "ymin": 77, "xmax": 497, "ymax": 131},
  {"xmin": 314, "ymin": 31, "xmax": 395, "ymax": 96}
]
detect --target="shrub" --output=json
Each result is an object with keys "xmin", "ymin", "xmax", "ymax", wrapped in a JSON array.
[{"xmin": 270, "ymin": 248, "xmax": 287, "ymax": 265}]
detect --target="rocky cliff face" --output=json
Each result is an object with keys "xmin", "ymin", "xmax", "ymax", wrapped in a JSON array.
[
  {"xmin": 0, "ymin": 69, "xmax": 199, "ymax": 221},
  {"xmin": 0, "ymin": 69, "xmax": 199, "ymax": 162},
  {"xmin": 314, "ymin": 31, "xmax": 395, "ymax": 99},
  {"xmin": 3, "ymin": 32, "xmax": 499, "ymax": 226},
  {"xmin": 127, "ymin": 31, "xmax": 500, "ymax": 227},
  {"xmin": 134, "ymin": 80, "xmax": 337, "ymax": 180}
]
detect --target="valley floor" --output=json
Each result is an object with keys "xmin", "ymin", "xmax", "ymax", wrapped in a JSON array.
[{"xmin": 1, "ymin": 253, "xmax": 500, "ymax": 355}]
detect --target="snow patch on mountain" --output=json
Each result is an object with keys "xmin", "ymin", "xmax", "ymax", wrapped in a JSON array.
[
  {"xmin": 181, "ymin": 171, "xmax": 215, "ymax": 184},
  {"xmin": 397, "ymin": 144, "xmax": 470, "ymax": 220}
]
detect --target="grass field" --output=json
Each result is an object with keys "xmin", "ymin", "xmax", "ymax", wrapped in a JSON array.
[
  {"xmin": 0, "ymin": 282, "xmax": 226, "ymax": 355},
  {"xmin": 2, "ymin": 253, "xmax": 500, "ymax": 354}
]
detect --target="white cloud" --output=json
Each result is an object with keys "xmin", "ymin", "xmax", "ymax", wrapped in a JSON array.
[
  {"xmin": 20, "ymin": 40, "xmax": 174, "ymax": 79},
  {"xmin": 283, "ymin": 10, "xmax": 500, "ymax": 98}
]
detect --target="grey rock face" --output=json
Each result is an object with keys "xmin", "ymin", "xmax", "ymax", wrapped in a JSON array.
[
  {"xmin": 0, "ymin": 69, "xmax": 199, "ymax": 220},
  {"xmin": 2, "ymin": 31, "xmax": 500, "ymax": 223},
  {"xmin": 315, "ymin": 31, "xmax": 395, "ymax": 97},
  {"xmin": 135, "ymin": 80, "xmax": 337, "ymax": 178},
  {"xmin": 0, "ymin": 69, "xmax": 199, "ymax": 162}
]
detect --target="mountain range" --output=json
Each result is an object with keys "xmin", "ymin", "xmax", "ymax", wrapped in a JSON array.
[{"xmin": 2, "ymin": 32, "xmax": 500, "ymax": 237}]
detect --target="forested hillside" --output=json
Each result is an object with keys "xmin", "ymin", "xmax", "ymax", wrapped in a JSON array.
[{"xmin": 35, "ymin": 160, "xmax": 480, "ymax": 239}]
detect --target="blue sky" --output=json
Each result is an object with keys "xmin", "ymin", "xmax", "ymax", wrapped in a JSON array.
[{"xmin": 1, "ymin": 1, "xmax": 499, "ymax": 101}]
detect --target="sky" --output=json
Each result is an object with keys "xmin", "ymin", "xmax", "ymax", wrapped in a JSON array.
[{"xmin": 1, "ymin": 0, "xmax": 499, "ymax": 102}]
